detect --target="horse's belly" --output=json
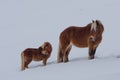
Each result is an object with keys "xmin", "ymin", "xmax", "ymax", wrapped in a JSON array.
[
  {"xmin": 72, "ymin": 40, "xmax": 88, "ymax": 48},
  {"xmin": 74, "ymin": 43, "xmax": 88, "ymax": 48}
]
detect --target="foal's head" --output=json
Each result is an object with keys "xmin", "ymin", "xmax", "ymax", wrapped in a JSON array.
[{"xmin": 40, "ymin": 42, "xmax": 52, "ymax": 56}]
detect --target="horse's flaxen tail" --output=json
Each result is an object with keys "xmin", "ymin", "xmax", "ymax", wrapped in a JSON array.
[
  {"xmin": 57, "ymin": 42, "xmax": 63, "ymax": 63},
  {"xmin": 21, "ymin": 52, "xmax": 25, "ymax": 71}
]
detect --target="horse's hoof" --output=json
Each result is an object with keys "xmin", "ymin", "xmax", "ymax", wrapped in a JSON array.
[
  {"xmin": 63, "ymin": 61, "xmax": 68, "ymax": 63},
  {"xmin": 89, "ymin": 56, "xmax": 94, "ymax": 60},
  {"xmin": 63, "ymin": 59, "xmax": 69, "ymax": 63},
  {"xmin": 57, "ymin": 59, "xmax": 63, "ymax": 63}
]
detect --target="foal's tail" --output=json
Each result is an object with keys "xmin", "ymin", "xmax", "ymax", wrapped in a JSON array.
[{"xmin": 21, "ymin": 52, "xmax": 25, "ymax": 71}]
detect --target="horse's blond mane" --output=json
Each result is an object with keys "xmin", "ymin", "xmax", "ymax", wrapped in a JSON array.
[
  {"xmin": 96, "ymin": 20, "xmax": 102, "ymax": 24},
  {"xmin": 96, "ymin": 20, "xmax": 103, "ymax": 27},
  {"xmin": 91, "ymin": 20, "xmax": 97, "ymax": 32}
]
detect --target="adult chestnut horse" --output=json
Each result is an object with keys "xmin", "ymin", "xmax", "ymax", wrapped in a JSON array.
[{"xmin": 57, "ymin": 20, "xmax": 104, "ymax": 63}]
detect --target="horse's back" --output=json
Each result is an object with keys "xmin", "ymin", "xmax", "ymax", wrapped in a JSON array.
[
  {"xmin": 60, "ymin": 26, "xmax": 78, "ymax": 42},
  {"xmin": 59, "ymin": 26, "xmax": 91, "ymax": 48},
  {"xmin": 60, "ymin": 26, "xmax": 82, "ymax": 38},
  {"xmin": 60, "ymin": 26, "xmax": 90, "ymax": 36},
  {"xmin": 61, "ymin": 26, "xmax": 77, "ymax": 34}
]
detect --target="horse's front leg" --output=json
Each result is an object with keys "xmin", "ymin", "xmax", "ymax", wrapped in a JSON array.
[
  {"xmin": 89, "ymin": 48, "xmax": 96, "ymax": 59},
  {"xmin": 88, "ymin": 37, "xmax": 97, "ymax": 59}
]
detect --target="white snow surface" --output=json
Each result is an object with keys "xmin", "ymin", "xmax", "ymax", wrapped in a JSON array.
[{"xmin": 0, "ymin": 0, "xmax": 120, "ymax": 80}]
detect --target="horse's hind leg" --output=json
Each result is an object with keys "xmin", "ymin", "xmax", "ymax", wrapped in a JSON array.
[
  {"xmin": 57, "ymin": 42, "xmax": 71, "ymax": 63},
  {"xmin": 63, "ymin": 45, "xmax": 72, "ymax": 62}
]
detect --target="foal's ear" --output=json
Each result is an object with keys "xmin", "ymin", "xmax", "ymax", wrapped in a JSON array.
[
  {"xmin": 92, "ymin": 20, "xmax": 94, "ymax": 23},
  {"xmin": 39, "ymin": 47, "xmax": 42, "ymax": 51}
]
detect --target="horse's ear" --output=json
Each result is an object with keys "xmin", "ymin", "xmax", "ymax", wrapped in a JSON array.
[
  {"xmin": 92, "ymin": 20, "xmax": 94, "ymax": 23},
  {"xmin": 96, "ymin": 20, "xmax": 99, "ymax": 26}
]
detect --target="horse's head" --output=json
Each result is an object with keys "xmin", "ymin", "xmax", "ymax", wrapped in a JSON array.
[
  {"xmin": 89, "ymin": 20, "xmax": 97, "ymax": 41},
  {"xmin": 90, "ymin": 20, "xmax": 104, "ymax": 42},
  {"xmin": 91, "ymin": 20, "xmax": 97, "ymax": 32}
]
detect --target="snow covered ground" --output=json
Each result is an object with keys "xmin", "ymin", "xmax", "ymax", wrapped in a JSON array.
[{"xmin": 0, "ymin": 0, "xmax": 120, "ymax": 80}]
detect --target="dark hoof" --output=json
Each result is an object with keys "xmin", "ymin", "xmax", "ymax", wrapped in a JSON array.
[
  {"xmin": 89, "ymin": 56, "xmax": 94, "ymax": 60},
  {"xmin": 57, "ymin": 59, "xmax": 63, "ymax": 63},
  {"xmin": 63, "ymin": 58, "xmax": 69, "ymax": 63}
]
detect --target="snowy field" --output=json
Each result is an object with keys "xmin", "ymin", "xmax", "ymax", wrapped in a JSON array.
[{"xmin": 0, "ymin": 0, "xmax": 120, "ymax": 80}]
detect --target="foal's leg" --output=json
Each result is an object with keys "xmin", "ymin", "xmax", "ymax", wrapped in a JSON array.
[
  {"xmin": 25, "ymin": 58, "xmax": 32, "ymax": 68},
  {"xmin": 43, "ymin": 58, "xmax": 47, "ymax": 66}
]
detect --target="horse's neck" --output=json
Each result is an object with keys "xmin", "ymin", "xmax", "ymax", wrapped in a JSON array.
[{"xmin": 84, "ymin": 24, "xmax": 91, "ymax": 33}]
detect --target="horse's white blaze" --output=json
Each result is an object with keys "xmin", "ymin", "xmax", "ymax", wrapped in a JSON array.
[{"xmin": 91, "ymin": 21, "xmax": 97, "ymax": 32}]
